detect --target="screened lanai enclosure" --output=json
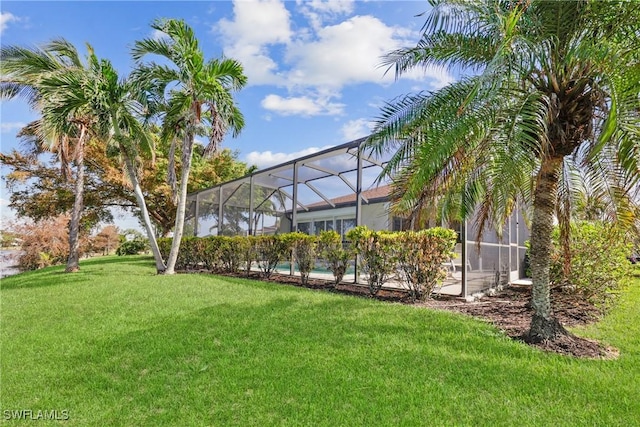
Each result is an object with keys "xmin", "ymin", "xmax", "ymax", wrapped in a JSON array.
[{"xmin": 185, "ymin": 137, "xmax": 530, "ymax": 298}]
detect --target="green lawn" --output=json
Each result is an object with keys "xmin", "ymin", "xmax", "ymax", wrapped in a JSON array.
[{"xmin": 1, "ymin": 256, "xmax": 639, "ymax": 426}]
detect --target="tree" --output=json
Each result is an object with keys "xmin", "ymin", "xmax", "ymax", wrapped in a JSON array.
[
  {"xmin": 11, "ymin": 213, "xmax": 91, "ymax": 271},
  {"xmin": 367, "ymin": 1, "xmax": 640, "ymax": 341},
  {"xmin": 1, "ymin": 39, "xmax": 97, "ymax": 272},
  {"xmin": 93, "ymin": 225, "xmax": 120, "ymax": 255},
  {"xmin": 132, "ymin": 18, "xmax": 247, "ymax": 274},
  {"xmin": 1, "ymin": 139, "xmax": 250, "ymax": 238},
  {"xmin": 85, "ymin": 54, "xmax": 167, "ymax": 272},
  {"xmin": 0, "ymin": 146, "xmax": 116, "ymax": 229}
]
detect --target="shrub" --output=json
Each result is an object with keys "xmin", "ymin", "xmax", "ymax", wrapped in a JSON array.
[
  {"xmin": 240, "ymin": 236, "xmax": 257, "ymax": 276},
  {"xmin": 255, "ymin": 235, "xmax": 292, "ymax": 279},
  {"xmin": 13, "ymin": 214, "xmax": 90, "ymax": 271},
  {"xmin": 218, "ymin": 236, "xmax": 244, "ymax": 273},
  {"xmin": 177, "ymin": 237, "xmax": 197, "ymax": 270},
  {"xmin": 346, "ymin": 226, "xmax": 399, "ymax": 296},
  {"xmin": 550, "ymin": 221, "xmax": 631, "ymax": 311},
  {"xmin": 116, "ymin": 238, "xmax": 148, "ymax": 256},
  {"xmin": 396, "ymin": 228, "xmax": 457, "ymax": 301},
  {"xmin": 289, "ymin": 232, "xmax": 318, "ymax": 285},
  {"xmin": 158, "ymin": 238, "xmax": 171, "ymax": 261},
  {"xmin": 318, "ymin": 230, "xmax": 352, "ymax": 287}
]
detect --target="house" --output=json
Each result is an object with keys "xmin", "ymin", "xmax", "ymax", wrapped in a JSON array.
[
  {"xmin": 277, "ymin": 184, "xmax": 396, "ymax": 237},
  {"xmin": 185, "ymin": 137, "xmax": 530, "ymax": 297}
]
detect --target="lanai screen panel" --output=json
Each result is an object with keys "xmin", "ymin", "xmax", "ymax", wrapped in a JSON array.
[
  {"xmin": 252, "ymin": 182, "xmax": 290, "ymax": 235},
  {"xmin": 219, "ymin": 180, "xmax": 250, "ymax": 236},
  {"xmin": 463, "ymin": 208, "xmax": 529, "ymax": 296},
  {"xmin": 192, "ymin": 187, "xmax": 220, "ymax": 236},
  {"xmin": 188, "ymin": 138, "xmax": 390, "ymax": 239},
  {"xmin": 465, "ymin": 217, "xmax": 507, "ymax": 294}
]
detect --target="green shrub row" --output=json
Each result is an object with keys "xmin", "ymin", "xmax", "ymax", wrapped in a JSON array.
[
  {"xmin": 346, "ymin": 226, "xmax": 457, "ymax": 300},
  {"xmin": 159, "ymin": 226, "xmax": 457, "ymax": 299}
]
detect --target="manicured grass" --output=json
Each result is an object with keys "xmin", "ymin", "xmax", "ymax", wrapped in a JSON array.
[{"xmin": 1, "ymin": 256, "xmax": 639, "ymax": 426}]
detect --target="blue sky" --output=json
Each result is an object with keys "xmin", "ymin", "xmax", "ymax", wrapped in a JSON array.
[{"xmin": 0, "ymin": 1, "xmax": 455, "ymax": 228}]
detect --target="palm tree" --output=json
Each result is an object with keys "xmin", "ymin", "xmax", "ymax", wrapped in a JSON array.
[
  {"xmin": 132, "ymin": 18, "xmax": 247, "ymax": 275},
  {"xmin": 367, "ymin": 0, "xmax": 640, "ymax": 341},
  {"xmin": 85, "ymin": 51, "xmax": 167, "ymax": 273},
  {"xmin": 1, "ymin": 39, "xmax": 95, "ymax": 272}
]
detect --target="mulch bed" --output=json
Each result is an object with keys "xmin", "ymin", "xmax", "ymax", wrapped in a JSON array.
[
  {"xmin": 417, "ymin": 285, "xmax": 617, "ymax": 359},
  {"xmin": 194, "ymin": 269, "xmax": 618, "ymax": 359}
]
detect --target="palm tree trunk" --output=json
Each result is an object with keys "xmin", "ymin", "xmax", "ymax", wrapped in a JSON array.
[
  {"xmin": 164, "ymin": 134, "xmax": 194, "ymax": 275},
  {"xmin": 527, "ymin": 156, "xmax": 568, "ymax": 342},
  {"xmin": 122, "ymin": 150, "xmax": 166, "ymax": 273},
  {"xmin": 65, "ymin": 129, "xmax": 86, "ymax": 272}
]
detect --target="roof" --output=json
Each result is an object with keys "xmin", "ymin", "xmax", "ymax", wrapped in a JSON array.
[{"xmin": 303, "ymin": 184, "xmax": 392, "ymax": 211}]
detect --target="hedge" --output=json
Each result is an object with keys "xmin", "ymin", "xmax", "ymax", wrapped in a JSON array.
[{"xmin": 158, "ymin": 227, "xmax": 457, "ymax": 296}]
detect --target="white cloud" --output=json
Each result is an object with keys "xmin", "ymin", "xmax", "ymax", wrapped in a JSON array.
[
  {"xmin": 244, "ymin": 145, "xmax": 334, "ymax": 169},
  {"xmin": 218, "ymin": 0, "xmax": 291, "ymax": 45},
  {"xmin": 296, "ymin": 0, "xmax": 355, "ymax": 31},
  {"xmin": 285, "ymin": 15, "xmax": 453, "ymax": 90},
  {"xmin": 261, "ymin": 93, "xmax": 344, "ymax": 116},
  {"xmin": 0, "ymin": 12, "xmax": 19, "ymax": 34},
  {"xmin": 214, "ymin": 1, "xmax": 455, "ymax": 117},
  {"xmin": 216, "ymin": 0, "xmax": 292, "ymax": 85},
  {"xmin": 1, "ymin": 122, "xmax": 26, "ymax": 133},
  {"xmin": 340, "ymin": 118, "xmax": 374, "ymax": 141}
]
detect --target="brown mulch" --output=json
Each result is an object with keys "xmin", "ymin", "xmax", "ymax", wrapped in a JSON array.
[
  {"xmin": 416, "ymin": 285, "xmax": 618, "ymax": 359},
  {"xmin": 195, "ymin": 269, "xmax": 618, "ymax": 359}
]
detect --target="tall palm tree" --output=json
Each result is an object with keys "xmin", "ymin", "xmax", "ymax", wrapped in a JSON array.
[
  {"xmin": 132, "ymin": 18, "xmax": 247, "ymax": 275},
  {"xmin": 86, "ymin": 51, "xmax": 167, "ymax": 273},
  {"xmin": 367, "ymin": 0, "xmax": 640, "ymax": 341},
  {"xmin": 1, "ymin": 39, "xmax": 95, "ymax": 272}
]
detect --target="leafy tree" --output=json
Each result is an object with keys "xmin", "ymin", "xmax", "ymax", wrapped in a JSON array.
[
  {"xmin": 367, "ymin": 1, "xmax": 640, "ymax": 341},
  {"xmin": 92, "ymin": 225, "xmax": 120, "ymax": 255},
  {"xmin": 132, "ymin": 18, "xmax": 247, "ymax": 275},
  {"xmin": 12, "ymin": 214, "xmax": 91, "ymax": 271},
  {"xmin": 1, "ymin": 137, "xmax": 250, "ymax": 240},
  {"xmin": 0, "ymin": 146, "xmax": 116, "ymax": 229},
  {"xmin": 1, "ymin": 39, "xmax": 99, "ymax": 272}
]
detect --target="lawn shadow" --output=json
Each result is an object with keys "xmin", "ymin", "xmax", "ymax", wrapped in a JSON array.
[
  {"xmin": 0, "ymin": 267, "xmax": 81, "ymax": 291},
  {"xmin": 0, "ymin": 256, "xmax": 157, "ymax": 291},
  {"xmin": 79, "ymin": 255, "xmax": 155, "ymax": 267},
  {"xmin": 59, "ymin": 296, "xmax": 577, "ymax": 425}
]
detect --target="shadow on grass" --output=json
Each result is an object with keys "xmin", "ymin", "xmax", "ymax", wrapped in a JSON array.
[
  {"xmin": 79, "ymin": 255, "xmax": 155, "ymax": 267},
  {"xmin": 0, "ymin": 256, "xmax": 157, "ymax": 291},
  {"xmin": 59, "ymin": 297, "xmax": 562, "ymax": 425}
]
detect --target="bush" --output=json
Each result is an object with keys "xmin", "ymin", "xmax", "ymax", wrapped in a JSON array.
[
  {"xmin": 240, "ymin": 236, "xmax": 257, "ymax": 276},
  {"xmin": 219, "ymin": 236, "xmax": 245, "ymax": 273},
  {"xmin": 347, "ymin": 226, "xmax": 399, "ymax": 296},
  {"xmin": 318, "ymin": 230, "xmax": 352, "ymax": 287},
  {"xmin": 158, "ymin": 238, "xmax": 171, "ymax": 261},
  {"xmin": 14, "ymin": 214, "xmax": 90, "ymax": 271},
  {"xmin": 116, "ymin": 238, "xmax": 148, "ymax": 256},
  {"xmin": 289, "ymin": 232, "xmax": 318, "ymax": 285},
  {"xmin": 550, "ymin": 221, "xmax": 631, "ymax": 310},
  {"xmin": 396, "ymin": 228, "xmax": 457, "ymax": 301},
  {"xmin": 255, "ymin": 235, "xmax": 291, "ymax": 279},
  {"xmin": 176, "ymin": 237, "xmax": 197, "ymax": 270}
]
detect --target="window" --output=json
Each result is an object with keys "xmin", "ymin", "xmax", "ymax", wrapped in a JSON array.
[
  {"xmin": 341, "ymin": 218, "xmax": 356, "ymax": 235},
  {"xmin": 297, "ymin": 222, "xmax": 311, "ymax": 234},
  {"xmin": 313, "ymin": 220, "xmax": 326, "ymax": 235}
]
